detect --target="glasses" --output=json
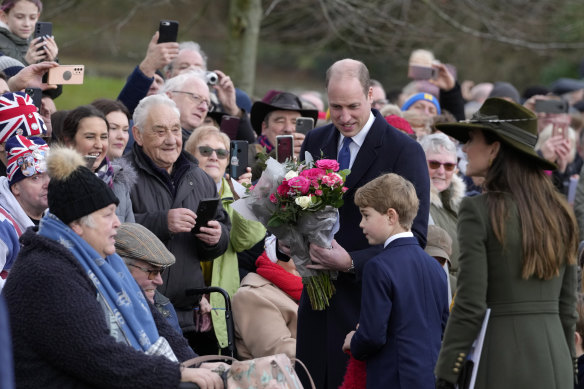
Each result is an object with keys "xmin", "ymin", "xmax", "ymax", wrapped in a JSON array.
[
  {"xmin": 428, "ymin": 160, "xmax": 456, "ymax": 171},
  {"xmin": 128, "ymin": 263, "xmax": 163, "ymax": 280},
  {"xmin": 171, "ymin": 91, "xmax": 211, "ymax": 108},
  {"xmin": 198, "ymin": 145, "xmax": 229, "ymax": 159}
]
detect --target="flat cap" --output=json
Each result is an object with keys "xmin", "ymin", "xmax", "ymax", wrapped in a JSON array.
[
  {"xmin": 425, "ymin": 225, "xmax": 452, "ymax": 261},
  {"xmin": 114, "ymin": 223, "xmax": 175, "ymax": 267}
]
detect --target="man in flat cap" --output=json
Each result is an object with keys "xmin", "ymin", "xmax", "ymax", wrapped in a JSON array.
[{"xmin": 115, "ymin": 222, "xmax": 182, "ymax": 335}]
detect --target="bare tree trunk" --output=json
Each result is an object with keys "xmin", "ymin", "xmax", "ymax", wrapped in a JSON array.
[{"xmin": 226, "ymin": 0, "xmax": 262, "ymax": 97}]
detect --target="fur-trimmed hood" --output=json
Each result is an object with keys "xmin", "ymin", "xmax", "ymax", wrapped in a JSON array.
[
  {"xmin": 430, "ymin": 173, "xmax": 466, "ymax": 212},
  {"xmin": 112, "ymin": 157, "xmax": 138, "ymax": 192}
]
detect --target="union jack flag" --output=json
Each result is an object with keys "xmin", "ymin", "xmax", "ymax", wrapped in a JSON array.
[
  {"xmin": 0, "ymin": 92, "xmax": 46, "ymax": 144},
  {"xmin": 6, "ymin": 135, "xmax": 49, "ymax": 181}
]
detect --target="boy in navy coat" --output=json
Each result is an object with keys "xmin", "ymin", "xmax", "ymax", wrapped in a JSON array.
[{"xmin": 343, "ymin": 173, "xmax": 449, "ymax": 388}]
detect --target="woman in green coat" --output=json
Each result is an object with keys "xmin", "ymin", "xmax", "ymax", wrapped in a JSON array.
[{"xmin": 434, "ymin": 98, "xmax": 578, "ymax": 388}]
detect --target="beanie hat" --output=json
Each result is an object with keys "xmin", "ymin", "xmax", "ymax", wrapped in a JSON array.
[
  {"xmin": 47, "ymin": 146, "xmax": 119, "ymax": 224},
  {"xmin": 0, "ymin": 92, "xmax": 47, "ymax": 143},
  {"xmin": 0, "ymin": 55, "xmax": 24, "ymax": 78},
  {"xmin": 5, "ymin": 135, "xmax": 49, "ymax": 186},
  {"xmin": 488, "ymin": 82, "xmax": 520, "ymax": 103},
  {"xmin": 115, "ymin": 223, "xmax": 175, "ymax": 268},
  {"xmin": 401, "ymin": 92, "xmax": 441, "ymax": 115},
  {"xmin": 384, "ymin": 114, "xmax": 414, "ymax": 135}
]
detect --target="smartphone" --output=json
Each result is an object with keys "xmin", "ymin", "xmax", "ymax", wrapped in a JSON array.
[
  {"xmin": 229, "ymin": 140, "xmax": 248, "ymax": 180},
  {"xmin": 408, "ymin": 65, "xmax": 436, "ymax": 80},
  {"xmin": 34, "ymin": 22, "xmax": 52, "ymax": 52},
  {"xmin": 24, "ymin": 87, "xmax": 42, "ymax": 112},
  {"xmin": 220, "ymin": 115, "xmax": 240, "ymax": 140},
  {"xmin": 46, "ymin": 65, "xmax": 84, "ymax": 85},
  {"xmin": 191, "ymin": 198, "xmax": 220, "ymax": 234},
  {"xmin": 295, "ymin": 117, "xmax": 314, "ymax": 135},
  {"xmin": 158, "ymin": 20, "xmax": 179, "ymax": 43},
  {"xmin": 84, "ymin": 155, "xmax": 97, "ymax": 169},
  {"xmin": 534, "ymin": 99, "xmax": 569, "ymax": 114},
  {"xmin": 276, "ymin": 135, "xmax": 294, "ymax": 163}
]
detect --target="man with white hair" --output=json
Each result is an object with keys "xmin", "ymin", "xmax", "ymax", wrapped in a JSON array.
[{"xmin": 125, "ymin": 94, "xmax": 230, "ymax": 340}]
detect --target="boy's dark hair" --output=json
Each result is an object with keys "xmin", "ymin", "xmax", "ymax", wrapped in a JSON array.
[{"xmin": 354, "ymin": 173, "xmax": 419, "ymax": 230}]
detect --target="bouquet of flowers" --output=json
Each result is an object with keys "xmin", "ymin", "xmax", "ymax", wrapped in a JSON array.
[{"xmin": 232, "ymin": 153, "xmax": 349, "ymax": 310}]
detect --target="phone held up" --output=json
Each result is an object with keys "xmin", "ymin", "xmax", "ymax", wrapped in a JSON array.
[
  {"xmin": 295, "ymin": 117, "xmax": 315, "ymax": 135},
  {"xmin": 229, "ymin": 140, "xmax": 248, "ymax": 180},
  {"xmin": 158, "ymin": 20, "xmax": 179, "ymax": 43},
  {"xmin": 46, "ymin": 65, "xmax": 85, "ymax": 85},
  {"xmin": 276, "ymin": 135, "xmax": 294, "ymax": 163},
  {"xmin": 25, "ymin": 87, "xmax": 42, "ymax": 113},
  {"xmin": 34, "ymin": 22, "xmax": 52, "ymax": 53},
  {"xmin": 191, "ymin": 198, "xmax": 220, "ymax": 235},
  {"xmin": 534, "ymin": 99, "xmax": 569, "ymax": 115},
  {"xmin": 407, "ymin": 64, "xmax": 437, "ymax": 80}
]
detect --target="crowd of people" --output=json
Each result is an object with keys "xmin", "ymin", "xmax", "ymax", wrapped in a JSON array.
[{"xmin": 0, "ymin": 0, "xmax": 583, "ymax": 388}]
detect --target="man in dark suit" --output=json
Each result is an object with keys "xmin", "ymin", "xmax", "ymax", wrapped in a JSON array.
[{"xmin": 296, "ymin": 58, "xmax": 430, "ymax": 389}]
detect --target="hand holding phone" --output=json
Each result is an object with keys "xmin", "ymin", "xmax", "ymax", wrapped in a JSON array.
[{"xmin": 34, "ymin": 22, "xmax": 52, "ymax": 53}]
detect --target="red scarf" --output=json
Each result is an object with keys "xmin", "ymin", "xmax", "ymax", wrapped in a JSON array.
[{"xmin": 255, "ymin": 251, "xmax": 303, "ymax": 302}]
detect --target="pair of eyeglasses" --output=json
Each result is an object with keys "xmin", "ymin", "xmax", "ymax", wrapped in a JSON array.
[
  {"xmin": 171, "ymin": 91, "xmax": 211, "ymax": 108},
  {"xmin": 198, "ymin": 145, "xmax": 229, "ymax": 159},
  {"xmin": 128, "ymin": 263, "xmax": 163, "ymax": 280},
  {"xmin": 428, "ymin": 160, "xmax": 456, "ymax": 171}
]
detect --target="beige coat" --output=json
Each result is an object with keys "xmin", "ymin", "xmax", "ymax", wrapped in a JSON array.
[{"xmin": 232, "ymin": 272, "xmax": 298, "ymax": 360}]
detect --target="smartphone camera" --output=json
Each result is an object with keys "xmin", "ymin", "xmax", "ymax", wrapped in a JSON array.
[{"xmin": 206, "ymin": 71, "xmax": 218, "ymax": 85}]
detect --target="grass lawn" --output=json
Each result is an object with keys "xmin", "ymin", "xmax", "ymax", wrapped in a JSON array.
[{"xmin": 54, "ymin": 75, "xmax": 127, "ymax": 111}]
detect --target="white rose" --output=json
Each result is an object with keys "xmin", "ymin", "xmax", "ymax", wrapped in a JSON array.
[
  {"xmin": 295, "ymin": 196, "xmax": 312, "ymax": 210},
  {"xmin": 285, "ymin": 170, "xmax": 298, "ymax": 180}
]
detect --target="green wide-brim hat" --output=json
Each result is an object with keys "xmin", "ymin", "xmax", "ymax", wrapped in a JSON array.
[{"xmin": 436, "ymin": 97, "xmax": 557, "ymax": 171}]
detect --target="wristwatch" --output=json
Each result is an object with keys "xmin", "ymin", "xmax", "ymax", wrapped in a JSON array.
[{"xmin": 346, "ymin": 258, "xmax": 355, "ymax": 273}]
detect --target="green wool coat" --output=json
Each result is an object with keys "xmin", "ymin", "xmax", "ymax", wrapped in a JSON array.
[
  {"xmin": 435, "ymin": 194, "xmax": 577, "ymax": 388},
  {"xmin": 209, "ymin": 178, "xmax": 266, "ymax": 349}
]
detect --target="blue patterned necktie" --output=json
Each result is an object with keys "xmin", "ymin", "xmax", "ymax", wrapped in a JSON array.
[{"xmin": 338, "ymin": 137, "xmax": 352, "ymax": 170}]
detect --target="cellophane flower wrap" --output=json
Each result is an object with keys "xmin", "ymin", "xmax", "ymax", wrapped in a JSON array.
[{"xmin": 232, "ymin": 153, "xmax": 350, "ymax": 310}]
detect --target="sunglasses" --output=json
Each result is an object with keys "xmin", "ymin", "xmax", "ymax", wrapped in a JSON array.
[
  {"xmin": 428, "ymin": 160, "xmax": 456, "ymax": 172},
  {"xmin": 128, "ymin": 263, "xmax": 163, "ymax": 280},
  {"xmin": 198, "ymin": 146, "xmax": 229, "ymax": 159}
]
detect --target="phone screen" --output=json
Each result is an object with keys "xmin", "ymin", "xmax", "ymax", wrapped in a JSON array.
[{"xmin": 276, "ymin": 135, "xmax": 294, "ymax": 163}]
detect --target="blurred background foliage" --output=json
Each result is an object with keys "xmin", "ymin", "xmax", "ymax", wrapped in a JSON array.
[{"xmin": 44, "ymin": 0, "xmax": 584, "ymax": 109}]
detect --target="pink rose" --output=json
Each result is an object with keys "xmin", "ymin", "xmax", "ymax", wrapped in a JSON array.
[
  {"xmin": 316, "ymin": 159, "xmax": 340, "ymax": 172},
  {"xmin": 300, "ymin": 167, "xmax": 326, "ymax": 181},
  {"xmin": 322, "ymin": 173, "xmax": 343, "ymax": 187},
  {"xmin": 342, "ymin": 186, "xmax": 348, "ymax": 193},
  {"xmin": 315, "ymin": 189, "xmax": 323, "ymax": 196},
  {"xmin": 287, "ymin": 176, "xmax": 311, "ymax": 195},
  {"xmin": 277, "ymin": 181, "xmax": 290, "ymax": 197},
  {"xmin": 269, "ymin": 193, "xmax": 277, "ymax": 203}
]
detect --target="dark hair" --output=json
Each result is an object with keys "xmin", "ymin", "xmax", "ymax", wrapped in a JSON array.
[
  {"xmin": 483, "ymin": 131, "xmax": 578, "ymax": 280},
  {"xmin": 90, "ymin": 98, "xmax": 130, "ymax": 121},
  {"xmin": 61, "ymin": 105, "xmax": 108, "ymax": 144},
  {"xmin": 1, "ymin": 0, "xmax": 42, "ymax": 13}
]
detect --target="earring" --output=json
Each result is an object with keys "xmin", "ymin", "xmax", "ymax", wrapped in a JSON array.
[{"xmin": 488, "ymin": 158, "xmax": 493, "ymax": 167}]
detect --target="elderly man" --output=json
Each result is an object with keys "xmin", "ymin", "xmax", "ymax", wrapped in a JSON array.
[
  {"xmin": 297, "ymin": 58, "xmax": 430, "ymax": 389},
  {"xmin": 250, "ymin": 91, "xmax": 318, "ymax": 158},
  {"xmin": 115, "ymin": 222, "xmax": 183, "ymax": 335},
  {"xmin": 164, "ymin": 42, "xmax": 256, "ymax": 142},
  {"xmin": 0, "ymin": 135, "xmax": 49, "ymax": 290},
  {"xmin": 126, "ymin": 94, "xmax": 230, "ymax": 340},
  {"xmin": 3, "ymin": 146, "xmax": 222, "ymax": 388}
]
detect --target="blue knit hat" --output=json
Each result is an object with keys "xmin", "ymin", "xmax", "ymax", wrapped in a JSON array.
[{"xmin": 401, "ymin": 92, "xmax": 441, "ymax": 115}]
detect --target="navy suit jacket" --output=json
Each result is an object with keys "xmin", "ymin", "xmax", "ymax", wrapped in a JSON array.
[
  {"xmin": 296, "ymin": 109, "xmax": 430, "ymax": 389},
  {"xmin": 351, "ymin": 237, "xmax": 449, "ymax": 389}
]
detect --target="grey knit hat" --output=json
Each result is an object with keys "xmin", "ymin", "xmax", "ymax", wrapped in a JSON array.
[{"xmin": 114, "ymin": 223, "xmax": 175, "ymax": 268}]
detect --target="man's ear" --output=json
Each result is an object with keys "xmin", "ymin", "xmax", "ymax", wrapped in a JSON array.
[
  {"xmin": 132, "ymin": 126, "xmax": 143, "ymax": 146},
  {"xmin": 576, "ymin": 331, "xmax": 582, "ymax": 348}
]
